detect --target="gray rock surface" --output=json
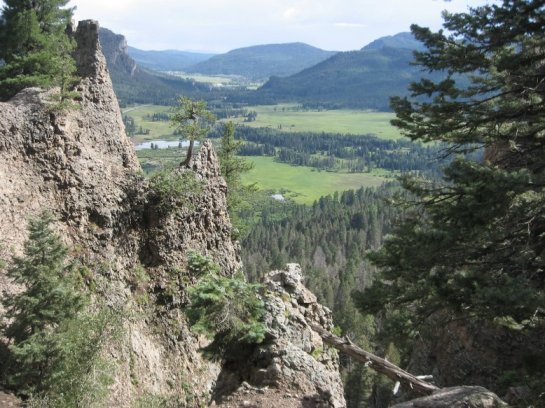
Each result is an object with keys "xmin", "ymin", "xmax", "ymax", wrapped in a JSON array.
[
  {"xmin": 392, "ymin": 386, "xmax": 508, "ymax": 408},
  {"xmin": 0, "ymin": 20, "xmax": 238, "ymax": 407},
  {"xmin": 214, "ymin": 264, "xmax": 346, "ymax": 408},
  {"xmin": 98, "ymin": 27, "xmax": 138, "ymax": 76}
]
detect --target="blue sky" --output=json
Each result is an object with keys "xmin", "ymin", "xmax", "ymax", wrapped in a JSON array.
[{"xmin": 2, "ymin": 0, "xmax": 493, "ymax": 53}]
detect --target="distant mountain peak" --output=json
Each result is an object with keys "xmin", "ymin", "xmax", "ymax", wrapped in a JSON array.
[
  {"xmin": 362, "ymin": 32, "xmax": 425, "ymax": 51},
  {"xmin": 126, "ymin": 47, "xmax": 215, "ymax": 71},
  {"xmin": 185, "ymin": 42, "xmax": 337, "ymax": 80},
  {"xmin": 256, "ymin": 32, "xmax": 441, "ymax": 110}
]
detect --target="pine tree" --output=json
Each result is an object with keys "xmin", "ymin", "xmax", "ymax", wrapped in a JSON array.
[
  {"xmin": 218, "ymin": 121, "xmax": 253, "ymax": 189},
  {"xmin": 359, "ymin": 0, "xmax": 545, "ymax": 333},
  {"xmin": 1, "ymin": 213, "xmax": 85, "ymax": 392},
  {"xmin": 185, "ymin": 252, "xmax": 266, "ymax": 359},
  {"xmin": 170, "ymin": 97, "xmax": 216, "ymax": 167},
  {"xmin": 218, "ymin": 121, "xmax": 256, "ymax": 236},
  {"xmin": 0, "ymin": 0, "xmax": 77, "ymax": 101}
]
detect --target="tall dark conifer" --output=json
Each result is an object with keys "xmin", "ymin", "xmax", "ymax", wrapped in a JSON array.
[
  {"xmin": 1, "ymin": 213, "xmax": 85, "ymax": 391},
  {"xmin": 218, "ymin": 121, "xmax": 256, "ymax": 236},
  {"xmin": 358, "ymin": 0, "xmax": 545, "ymax": 339},
  {"xmin": 0, "ymin": 0, "xmax": 76, "ymax": 100}
]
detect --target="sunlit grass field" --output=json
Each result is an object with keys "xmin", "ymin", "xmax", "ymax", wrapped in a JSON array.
[
  {"xmin": 126, "ymin": 104, "xmax": 398, "ymax": 204},
  {"xmin": 123, "ymin": 104, "xmax": 402, "ymax": 142},
  {"xmin": 165, "ymin": 72, "xmax": 265, "ymax": 89},
  {"xmin": 231, "ymin": 104, "xmax": 402, "ymax": 139},
  {"xmin": 122, "ymin": 105, "xmax": 175, "ymax": 142},
  {"xmin": 241, "ymin": 156, "xmax": 388, "ymax": 205}
]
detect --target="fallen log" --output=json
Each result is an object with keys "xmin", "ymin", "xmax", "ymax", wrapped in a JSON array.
[{"xmin": 309, "ymin": 323, "xmax": 439, "ymax": 396}]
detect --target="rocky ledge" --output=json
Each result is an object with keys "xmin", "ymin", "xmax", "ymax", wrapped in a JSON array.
[
  {"xmin": 392, "ymin": 386, "xmax": 508, "ymax": 408},
  {"xmin": 214, "ymin": 264, "xmax": 346, "ymax": 407}
]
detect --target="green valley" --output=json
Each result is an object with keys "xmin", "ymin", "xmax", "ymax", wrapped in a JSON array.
[
  {"xmin": 230, "ymin": 104, "xmax": 401, "ymax": 139},
  {"xmin": 241, "ymin": 156, "xmax": 387, "ymax": 205}
]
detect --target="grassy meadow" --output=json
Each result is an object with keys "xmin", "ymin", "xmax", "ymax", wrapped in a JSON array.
[
  {"xmin": 242, "ymin": 156, "xmax": 387, "ymax": 205},
  {"xmin": 123, "ymin": 103, "xmax": 402, "ymax": 142},
  {"xmin": 231, "ymin": 104, "xmax": 401, "ymax": 139},
  {"xmin": 122, "ymin": 105, "xmax": 175, "ymax": 142},
  {"xmin": 166, "ymin": 71, "xmax": 265, "ymax": 89},
  {"xmin": 127, "ymin": 104, "xmax": 397, "ymax": 204}
]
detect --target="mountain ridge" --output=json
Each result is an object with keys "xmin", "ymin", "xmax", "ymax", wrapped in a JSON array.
[
  {"xmin": 253, "ymin": 32, "xmax": 436, "ymax": 109},
  {"xmin": 127, "ymin": 46, "xmax": 215, "ymax": 71},
  {"xmin": 98, "ymin": 27, "xmax": 213, "ymax": 105},
  {"xmin": 186, "ymin": 42, "xmax": 337, "ymax": 80}
]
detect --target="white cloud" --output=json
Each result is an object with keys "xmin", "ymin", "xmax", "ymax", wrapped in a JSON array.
[{"xmin": 282, "ymin": 7, "xmax": 298, "ymax": 22}]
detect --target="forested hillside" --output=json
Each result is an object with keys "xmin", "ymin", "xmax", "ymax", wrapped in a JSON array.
[
  {"xmin": 241, "ymin": 185, "xmax": 405, "ymax": 406},
  {"xmin": 362, "ymin": 32, "xmax": 424, "ymax": 51},
  {"xmin": 254, "ymin": 35, "xmax": 440, "ymax": 109},
  {"xmin": 186, "ymin": 42, "xmax": 337, "ymax": 80},
  {"xmin": 243, "ymin": 185, "xmax": 399, "ymax": 309}
]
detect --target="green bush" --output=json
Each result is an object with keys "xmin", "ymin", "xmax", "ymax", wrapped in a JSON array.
[
  {"xmin": 187, "ymin": 251, "xmax": 219, "ymax": 277},
  {"xmin": 26, "ymin": 308, "xmax": 120, "ymax": 407},
  {"xmin": 185, "ymin": 253, "xmax": 266, "ymax": 358},
  {"xmin": 149, "ymin": 170, "xmax": 203, "ymax": 212}
]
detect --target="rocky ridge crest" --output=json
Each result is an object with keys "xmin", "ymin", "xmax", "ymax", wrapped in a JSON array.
[{"xmin": 0, "ymin": 20, "xmax": 344, "ymax": 407}]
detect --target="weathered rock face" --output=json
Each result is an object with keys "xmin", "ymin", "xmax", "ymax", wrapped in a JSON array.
[
  {"xmin": 214, "ymin": 264, "xmax": 346, "ymax": 408},
  {"xmin": 392, "ymin": 386, "xmax": 507, "ymax": 408},
  {"xmin": 0, "ymin": 19, "xmax": 140, "ymax": 296},
  {"xmin": 0, "ymin": 20, "xmax": 240, "ymax": 406},
  {"xmin": 141, "ymin": 141, "xmax": 241, "ymax": 275},
  {"xmin": 98, "ymin": 27, "xmax": 138, "ymax": 76}
]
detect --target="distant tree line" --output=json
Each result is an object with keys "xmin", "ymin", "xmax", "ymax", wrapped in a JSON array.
[
  {"xmin": 210, "ymin": 126, "xmax": 455, "ymax": 176},
  {"xmin": 122, "ymin": 115, "xmax": 150, "ymax": 136},
  {"xmin": 144, "ymin": 112, "xmax": 170, "ymax": 122}
]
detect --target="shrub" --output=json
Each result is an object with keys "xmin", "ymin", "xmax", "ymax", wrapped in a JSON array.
[
  {"xmin": 149, "ymin": 170, "xmax": 203, "ymax": 212},
  {"xmin": 185, "ymin": 253, "xmax": 266, "ymax": 358}
]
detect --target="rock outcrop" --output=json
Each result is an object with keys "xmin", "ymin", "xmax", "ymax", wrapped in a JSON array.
[
  {"xmin": 0, "ymin": 389, "xmax": 20, "ymax": 408},
  {"xmin": 392, "ymin": 386, "xmax": 507, "ymax": 408},
  {"xmin": 214, "ymin": 264, "xmax": 346, "ymax": 408},
  {"xmin": 0, "ymin": 19, "xmax": 140, "ymax": 297},
  {"xmin": 0, "ymin": 20, "xmax": 239, "ymax": 406},
  {"xmin": 0, "ymin": 19, "xmax": 346, "ymax": 407},
  {"xmin": 98, "ymin": 27, "xmax": 138, "ymax": 77}
]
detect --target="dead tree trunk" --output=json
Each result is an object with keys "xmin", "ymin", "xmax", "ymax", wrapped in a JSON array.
[{"xmin": 309, "ymin": 323, "xmax": 439, "ymax": 396}]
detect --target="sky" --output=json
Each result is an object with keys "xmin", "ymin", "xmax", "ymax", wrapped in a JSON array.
[{"xmin": 3, "ymin": 0, "xmax": 493, "ymax": 53}]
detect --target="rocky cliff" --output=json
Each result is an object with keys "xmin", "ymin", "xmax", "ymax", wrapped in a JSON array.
[
  {"xmin": 0, "ymin": 20, "xmax": 345, "ymax": 407},
  {"xmin": 97, "ymin": 26, "xmax": 211, "ymax": 106},
  {"xmin": 99, "ymin": 27, "xmax": 138, "ymax": 76}
]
